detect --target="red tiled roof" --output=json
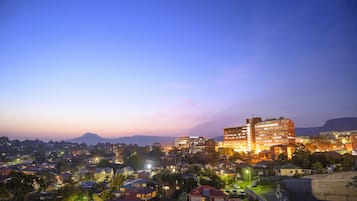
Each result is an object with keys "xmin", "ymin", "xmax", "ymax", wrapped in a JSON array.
[{"xmin": 189, "ymin": 185, "xmax": 227, "ymax": 197}]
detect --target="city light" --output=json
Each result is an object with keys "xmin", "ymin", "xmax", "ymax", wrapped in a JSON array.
[{"xmin": 147, "ymin": 164, "xmax": 152, "ymax": 169}]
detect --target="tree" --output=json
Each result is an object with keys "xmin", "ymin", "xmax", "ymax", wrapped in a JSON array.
[
  {"xmin": 93, "ymin": 194, "xmax": 103, "ymax": 201},
  {"xmin": 0, "ymin": 182, "xmax": 10, "ymax": 200},
  {"xmin": 5, "ymin": 171, "xmax": 39, "ymax": 201},
  {"xmin": 36, "ymin": 170, "xmax": 56, "ymax": 191},
  {"xmin": 148, "ymin": 147, "xmax": 164, "ymax": 163},
  {"xmin": 56, "ymin": 159, "xmax": 71, "ymax": 173},
  {"xmin": 185, "ymin": 164, "xmax": 203, "ymax": 174},
  {"xmin": 183, "ymin": 177, "xmax": 197, "ymax": 193},
  {"xmin": 57, "ymin": 184, "xmax": 81, "ymax": 201},
  {"xmin": 124, "ymin": 152, "xmax": 144, "ymax": 171},
  {"xmin": 71, "ymin": 156, "xmax": 86, "ymax": 170},
  {"xmin": 277, "ymin": 153, "xmax": 288, "ymax": 162},
  {"xmin": 309, "ymin": 153, "xmax": 328, "ymax": 167},
  {"xmin": 111, "ymin": 174, "xmax": 125, "ymax": 189},
  {"xmin": 97, "ymin": 159, "xmax": 112, "ymax": 168},
  {"xmin": 312, "ymin": 162, "xmax": 323, "ymax": 174},
  {"xmin": 341, "ymin": 156, "xmax": 354, "ymax": 170},
  {"xmin": 292, "ymin": 145, "xmax": 311, "ymax": 168},
  {"xmin": 34, "ymin": 152, "xmax": 47, "ymax": 164},
  {"xmin": 199, "ymin": 170, "xmax": 224, "ymax": 189}
]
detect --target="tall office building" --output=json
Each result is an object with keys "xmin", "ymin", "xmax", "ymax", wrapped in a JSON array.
[
  {"xmin": 223, "ymin": 126, "xmax": 248, "ymax": 152},
  {"xmin": 246, "ymin": 117, "xmax": 262, "ymax": 152},
  {"xmin": 222, "ymin": 117, "xmax": 295, "ymax": 153},
  {"xmin": 255, "ymin": 118, "xmax": 295, "ymax": 152}
]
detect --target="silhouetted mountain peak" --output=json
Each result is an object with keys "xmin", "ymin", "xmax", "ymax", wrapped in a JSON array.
[
  {"xmin": 296, "ymin": 117, "xmax": 357, "ymax": 136},
  {"xmin": 69, "ymin": 132, "xmax": 106, "ymax": 145},
  {"xmin": 322, "ymin": 117, "xmax": 357, "ymax": 131},
  {"xmin": 81, "ymin": 132, "xmax": 102, "ymax": 139},
  {"xmin": 68, "ymin": 133, "xmax": 175, "ymax": 146}
]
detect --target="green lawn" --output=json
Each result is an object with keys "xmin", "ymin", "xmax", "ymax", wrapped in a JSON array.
[
  {"xmin": 250, "ymin": 184, "xmax": 273, "ymax": 194},
  {"xmin": 250, "ymin": 184, "xmax": 278, "ymax": 201},
  {"xmin": 223, "ymin": 179, "xmax": 277, "ymax": 201}
]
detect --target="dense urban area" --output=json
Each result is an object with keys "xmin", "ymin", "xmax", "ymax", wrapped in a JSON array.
[{"xmin": 0, "ymin": 117, "xmax": 357, "ymax": 201}]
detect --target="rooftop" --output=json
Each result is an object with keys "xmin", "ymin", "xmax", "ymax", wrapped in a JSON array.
[{"xmin": 189, "ymin": 185, "xmax": 227, "ymax": 197}]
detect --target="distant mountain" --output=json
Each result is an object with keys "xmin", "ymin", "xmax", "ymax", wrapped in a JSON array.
[
  {"xmin": 70, "ymin": 132, "xmax": 107, "ymax": 145},
  {"xmin": 68, "ymin": 133, "xmax": 175, "ymax": 146},
  {"xmin": 295, "ymin": 127, "xmax": 322, "ymax": 137},
  {"xmin": 321, "ymin": 117, "xmax": 357, "ymax": 131},
  {"xmin": 296, "ymin": 117, "xmax": 357, "ymax": 136},
  {"xmin": 213, "ymin": 135, "xmax": 224, "ymax": 142},
  {"xmin": 110, "ymin": 135, "xmax": 175, "ymax": 146}
]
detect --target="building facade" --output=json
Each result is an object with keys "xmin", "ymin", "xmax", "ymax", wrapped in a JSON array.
[
  {"xmin": 270, "ymin": 144, "xmax": 296, "ymax": 160},
  {"xmin": 222, "ymin": 117, "xmax": 295, "ymax": 153},
  {"xmin": 255, "ymin": 118, "xmax": 295, "ymax": 152},
  {"xmin": 223, "ymin": 126, "xmax": 248, "ymax": 152}
]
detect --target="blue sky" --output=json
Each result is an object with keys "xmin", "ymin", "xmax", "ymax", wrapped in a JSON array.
[{"xmin": 1, "ymin": 0, "xmax": 357, "ymax": 139}]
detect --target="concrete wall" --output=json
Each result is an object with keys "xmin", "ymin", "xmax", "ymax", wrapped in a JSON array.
[{"xmin": 304, "ymin": 171, "xmax": 357, "ymax": 201}]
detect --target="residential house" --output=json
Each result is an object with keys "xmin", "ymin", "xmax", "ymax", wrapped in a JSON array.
[
  {"xmin": 275, "ymin": 164, "xmax": 312, "ymax": 176},
  {"xmin": 119, "ymin": 179, "xmax": 155, "ymax": 201},
  {"xmin": 117, "ymin": 167, "xmax": 134, "ymax": 177},
  {"xmin": 94, "ymin": 167, "xmax": 114, "ymax": 182},
  {"xmin": 189, "ymin": 185, "xmax": 228, "ymax": 201}
]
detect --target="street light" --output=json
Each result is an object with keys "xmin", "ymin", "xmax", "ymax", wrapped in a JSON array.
[{"xmin": 245, "ymin": 168, "xmax": 251, "ymax": 187}]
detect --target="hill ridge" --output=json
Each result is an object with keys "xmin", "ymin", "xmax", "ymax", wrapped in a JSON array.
[{"xmin": 68, "ymin": 133, "xmax": 175, "ymax": 146}]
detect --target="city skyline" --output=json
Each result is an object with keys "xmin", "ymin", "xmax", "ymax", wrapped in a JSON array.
[{"xmin": 1, "ymin": 1, "xmax": 357, "ymax": 140}]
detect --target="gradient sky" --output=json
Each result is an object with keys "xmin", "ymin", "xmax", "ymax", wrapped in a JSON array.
[{"xmin": 1, "ymin": 0, "xmax": 357, "ymax": 140}]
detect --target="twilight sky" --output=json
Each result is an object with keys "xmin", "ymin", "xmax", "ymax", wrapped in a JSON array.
[{"xmin": 1, "ymin": 0, "xmax": 357, "ymax": 140}]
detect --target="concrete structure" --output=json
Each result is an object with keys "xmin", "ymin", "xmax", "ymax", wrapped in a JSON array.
[
  {"xmin": 246, "ymin": 117, "xmax": 262, "ymax": 152},
  {"xmin": 304, "ymin": 171, "xmax": 357, "ymax": 201},
  {"xmin": 222, "ymin": 117, "xmax": 295, "ymax": 153},
  {"xmin": 295, "ymin": 136, "xmax": 311, "ymax": 144},
  {"xmin": 270, "ymin": 144, "xmax": 296, "ymax": 160},
  {"xmin": 255, "ymin": 118, "xmax": 295, "ymax": 152},
  {"xmin": 112, "ymin": 145, "xmax": 124, "ymax": 165},
  {"xmin": 350, "ymin": 133, "xmax": 357, "ymax": 151},
  {"xmin": 175, "ymin": 136, "xmax": 206, "ymax": 149},
  {"xmin": 223, "ymin": 126, "xmax": 248, "ymax": 152},
  {"xmin": 175, "ymin": 136, "xmax": 213, "ymax": 154},
  {"xmin": 276, "ymin": 171, "xmax": 357, "ymax": 201}
]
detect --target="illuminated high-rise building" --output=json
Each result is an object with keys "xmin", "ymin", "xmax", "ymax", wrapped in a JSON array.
[
  {"xmin": 246, "ymin": 117, "xmax": 262, "ymax": 152},
  {"xmin": 222, "ymin": 117, "xmax": 295, "ymax": 153},
  {"xmin": 223, "ymin": 126, "xmax": 248, "ymax": 152},
  {"xmin": 223, "ymin": 117, "xmax": 261, "ymax": 152},
  {"xmin": 350, "ymin": 133, "xmax": 357, "ymax": 151},
  {"xmin": 255, "ymin": 118, "xmax": 295, "ymax": 152}
]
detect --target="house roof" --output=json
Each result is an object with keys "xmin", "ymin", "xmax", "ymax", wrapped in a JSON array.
[
  {"xmin": 280, "ymin": 164, "xmax": 302, "ymax": 169},
  {"xmin": 122, "ymin": 179, "xmax": 149, "ymax": 189},
  {"xmin": 189, "ymin": 185, "xmax": 227, "ymax": 197},
  {"xmin": 131, "ymin": 187, "xmax": 155, "ymax": 194},
  {"xmin": 80, "ymin": 181, "xmax": 96, "ymax": 188},
  {"xmin": 108, "ymin": 198, "xmax": 141, "ymax": 201},
  {"xmin": 96, "ymin": 167, "xmax": 113, "ymax": 173},
  {"xmin": 116, "ymin": 166, "xmax": 134, "ymax": 173}
]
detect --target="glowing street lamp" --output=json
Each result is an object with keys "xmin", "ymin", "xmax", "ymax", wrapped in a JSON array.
[
  {"xmin": 245, "ymin": 168, "xmax": 251, "ymax": 187},
  {"xmin": 147, "ymin": 164, "xmax": 152, "ymax": 170}
]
